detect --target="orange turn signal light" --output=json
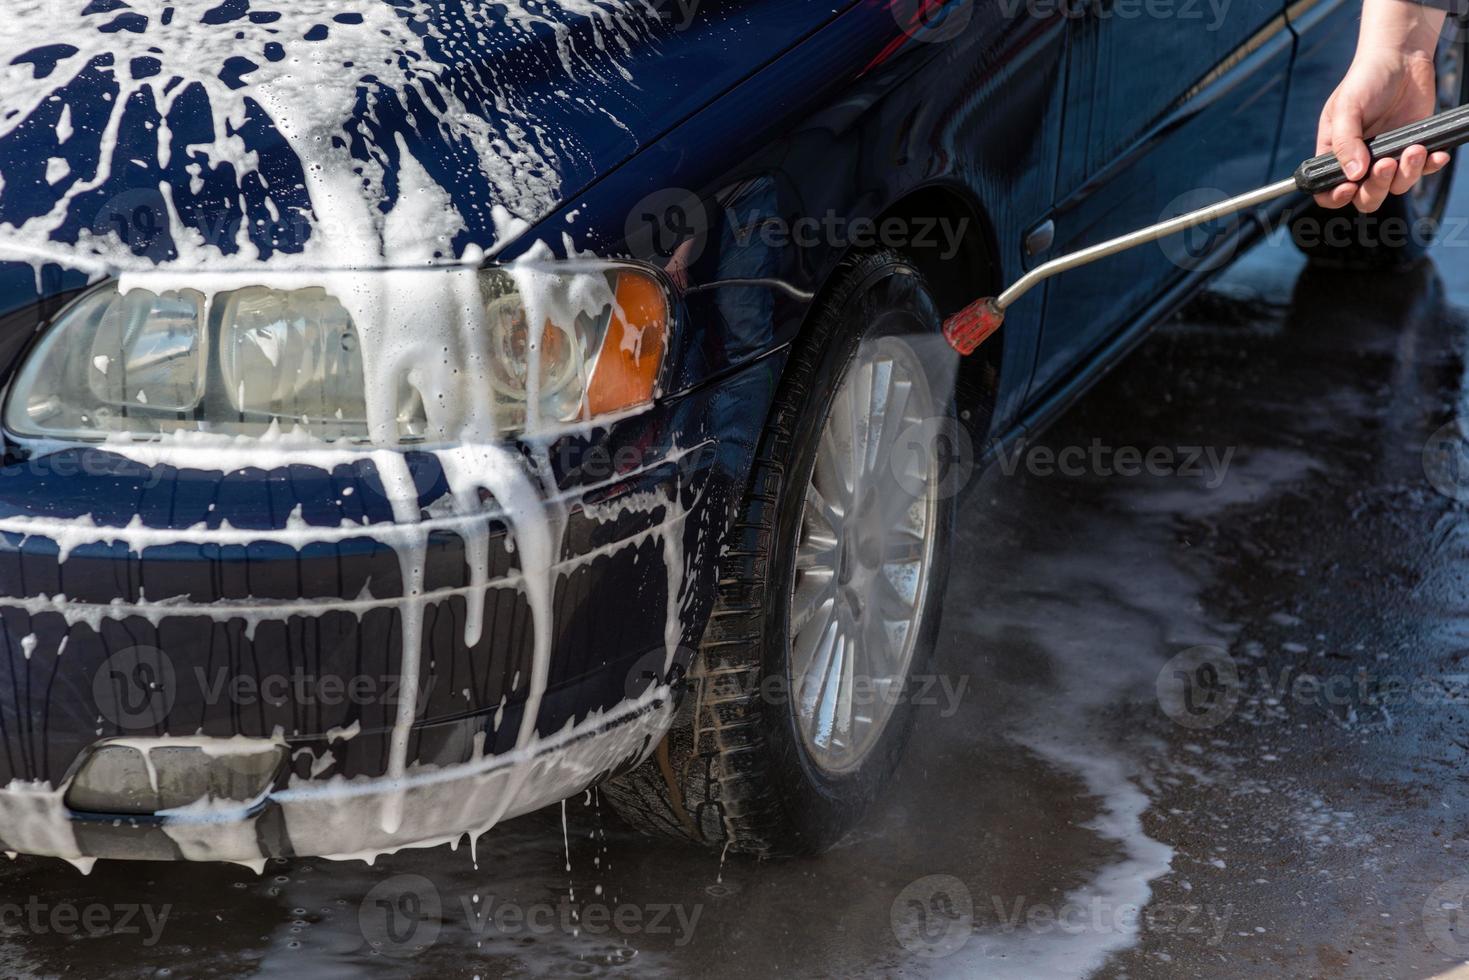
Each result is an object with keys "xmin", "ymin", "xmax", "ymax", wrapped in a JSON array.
[{"xmin": 586, "ymin": 271, "xmax": 669, "ymax": 417}]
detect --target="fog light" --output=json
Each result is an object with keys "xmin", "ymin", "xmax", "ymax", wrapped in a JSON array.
[{"xmin": 65, "ymin": 738, "xmax": 285, "ymax": 815}]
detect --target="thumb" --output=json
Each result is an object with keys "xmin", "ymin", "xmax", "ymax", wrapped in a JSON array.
[{"xmin": 1330, "ymin": 100, "xmax": 1371, "ymax": 182}]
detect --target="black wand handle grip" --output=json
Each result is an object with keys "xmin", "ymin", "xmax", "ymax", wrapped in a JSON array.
[{"xmin": 1294, "ymin": 103, "xmax": 1469, "ymax": 194}]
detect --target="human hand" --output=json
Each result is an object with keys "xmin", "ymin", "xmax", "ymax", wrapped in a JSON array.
[{"xmin": 1316, "ymin": 0, "xmax": 1450, "ymax": 212}]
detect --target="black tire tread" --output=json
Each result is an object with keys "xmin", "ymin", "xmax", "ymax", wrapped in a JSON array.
[{"xmin": 603, "ymin": 251, "xmax": 918, "ymax": 856}]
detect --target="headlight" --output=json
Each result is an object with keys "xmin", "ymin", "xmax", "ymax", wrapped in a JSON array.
[{"xmin": 4, "ymin": 266, "xmax": 670, "ymax": 443}]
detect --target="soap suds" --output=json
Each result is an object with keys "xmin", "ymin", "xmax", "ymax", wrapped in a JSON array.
[
  {"xmin": 0, "ymin": 0, "xmax": 663, "ymax": 274},
  {"xmin": 0, "ymin": 0, "xmax": 695, "ymax": 868}
]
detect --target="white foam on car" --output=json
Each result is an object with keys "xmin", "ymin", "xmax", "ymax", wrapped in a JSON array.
[
  {"xmin": 0, "ymin": 1, "xmax": 692, "ymax": 869},
  {"xmin": 0, "ymin": 0, "xmax": 660, "ymax": 274}
]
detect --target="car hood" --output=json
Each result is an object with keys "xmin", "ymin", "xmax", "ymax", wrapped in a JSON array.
[{"xmin": 0, "ymin": 0, "xmax": 845, "ymax": 304}]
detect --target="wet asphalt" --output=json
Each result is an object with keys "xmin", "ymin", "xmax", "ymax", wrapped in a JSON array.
[{"xmin": 8, "ymin": 182, "xmax": 1469, "ymax": 978}]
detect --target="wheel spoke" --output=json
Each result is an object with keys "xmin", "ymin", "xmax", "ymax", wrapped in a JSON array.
[
  {"xmin": 861, "ymin": 609, "xmax": 902, "ymax": 689},
  {"xmin": 801, "ymin": 620, "xmax": 844, "ymax": 744},
  {"xmin": 862, "ymin": 358, "xmax": 893, "ymax": 476},
  {"xmin": 795, "ymin": 533, "xmax": 838, "ymax": 573},
  {"xmin": 816, "ymin": 425, "xmax": 854, "ymax": 509},
  {"xmin": 883, "ymin": 524, "xmax": 926, "ymax": 565},
  {"xmin": 801, "ymin": 483, "xmax": 842, "ymax": 545},
  {"xmin": 833, "ymin": 625, "xmax": 857, "ymax": 747},
  {"xmin": 868, "ymin": 371, "xmax": 913, "ymax": 483},
  {"xmin": 875, "ymin": 568, "xmax": 917, "ymax": 622},
  {"xmin": 790, "ymin": 570, "xmax": 836, "ymax": 638},
  {"xmin": 792, "ymin": 605, "xmax": 838, "ymax": 686},
  {"xmin": 845, "ymin": 364, "xmax": 870, "ymax": 487},
  {"xmin": 877, "ymin": 452, "xmax": 923, "ymax": 531}
]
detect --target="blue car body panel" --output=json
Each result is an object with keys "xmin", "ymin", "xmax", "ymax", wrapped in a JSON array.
[{"xmin": 0, "ymin": 0, "xmax": 1362, "ymax": 860}]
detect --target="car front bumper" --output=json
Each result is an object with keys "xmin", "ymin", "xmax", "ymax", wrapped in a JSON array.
[{"xmin": 0, "ymin": 356, "xmax": 777, "ymax": 866}]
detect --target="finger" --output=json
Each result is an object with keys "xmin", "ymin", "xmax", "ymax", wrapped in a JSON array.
[
  {"xmin": 1316, "ymin": 99, "xmax": 1336, "ymax": 156},
  {"xmin": 1316, "ymin": 182, "xmax": 1359, "ymax": 210},
  {"xmin": 1330, "ymin": 99, "xmax": 1371, "ymax": 183},
  {"xmin": 1354, "ymin": 157, "xmax": 1397, "ymax": 213},
  {"xmin": 1391, "ymin": 145, "xmax": 1428, "ymax": 195},
  {"xmin": 1424, "ymin": 150, "xmax": 1452, "ymax": 176}
]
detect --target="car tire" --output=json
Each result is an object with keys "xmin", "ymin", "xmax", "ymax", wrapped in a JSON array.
[
  {"xmin": 1290, "ymin": 29, "xmax": 1465, "ymax": 269},
  {"xmin": 605, "ymin": 251, "xmax": 958, "ymax": 856}
]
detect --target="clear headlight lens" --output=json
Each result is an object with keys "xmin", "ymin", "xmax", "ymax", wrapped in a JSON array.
[
  {"xmin": 217, "ymin": 286, "xmax": 369, "ymax": 425},
  {"xmin": 4, "ymin": 267, "xmax": 670, "ymax": 443},
  {"xmin": 11, "ymin": 286, "xmax": 210, "ymax": 433}
]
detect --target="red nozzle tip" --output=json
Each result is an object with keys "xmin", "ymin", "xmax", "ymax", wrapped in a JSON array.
[{"xmin": 943, "ymin": 298, "xmax": 1004, "ymax": 356}]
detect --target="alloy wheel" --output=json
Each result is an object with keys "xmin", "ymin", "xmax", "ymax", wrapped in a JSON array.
[{"xmin": 787, "ymin": 335, "xmax": 941, "ymax": 774}]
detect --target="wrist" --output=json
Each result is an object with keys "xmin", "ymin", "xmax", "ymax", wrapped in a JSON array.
[{"xmin": 1360, "ymin": 0, "xmax": 1446, "ymax": 61}]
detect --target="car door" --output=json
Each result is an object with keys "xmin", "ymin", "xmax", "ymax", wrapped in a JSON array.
[
  {"xmin": 1275, "ymin": 0, "xmax": 1367, "ymax": 182},
  {"xmin": 1027, "ymin": 0, "xmax": 1294, "ymax": 399}
]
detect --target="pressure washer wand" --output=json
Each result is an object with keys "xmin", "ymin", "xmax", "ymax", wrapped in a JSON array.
[{"xmin": 943, "ymin": 102, "xmax": 1469, "ymax": 355}]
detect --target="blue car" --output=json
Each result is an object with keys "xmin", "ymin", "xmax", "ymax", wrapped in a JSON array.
[{"xmin": 0, "ymin": 0, "xmax": 1458, "ymax": 870}]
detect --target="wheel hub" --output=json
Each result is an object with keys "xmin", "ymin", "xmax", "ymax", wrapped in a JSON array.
[{"xmin": 786, "ymin": 335, "xmax": 941, "ymax": 774}]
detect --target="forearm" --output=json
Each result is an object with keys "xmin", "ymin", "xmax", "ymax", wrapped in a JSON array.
[
  {"xmin": 1408, "ymin": 0, "xmax": 1464, "ymax": 21},
  {"xmin": 1361, "ymin": 0, "xmax": 1447, "ymax": 58}
]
